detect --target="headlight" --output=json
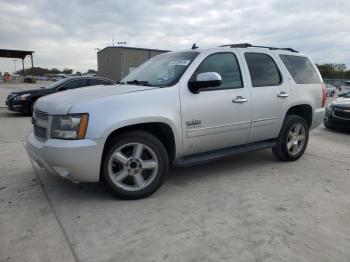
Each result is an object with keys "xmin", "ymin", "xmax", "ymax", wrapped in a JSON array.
[
  {"xmin": 51, "ymin": 114, "xmax": 89, "ymax": 140},
  {"xmin": 14, "ymin": 94, "xmax": 31, "ymax": 101}
]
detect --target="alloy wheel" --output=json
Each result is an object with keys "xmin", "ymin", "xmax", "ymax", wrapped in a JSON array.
[
  {"xmin": 286, "ymin": 123, "xmax": 306, "ymax": 156},
  {"xmin": 107, "ymin": 143, "xmax": 159, "ymax": 191}
]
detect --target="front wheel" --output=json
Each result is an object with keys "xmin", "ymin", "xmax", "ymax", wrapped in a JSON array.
[
  {"xmin": 102, "ymin": 131, "xmax": 169, "ymax": 199},
  {"xmin": 272, "ymin": 115, "xmax": 309, "ymax": 161}
]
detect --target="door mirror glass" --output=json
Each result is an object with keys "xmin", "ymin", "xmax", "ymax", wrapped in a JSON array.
[{"xmin": 189, "ymin": 72, "xmax": 222, "ymax": 93}]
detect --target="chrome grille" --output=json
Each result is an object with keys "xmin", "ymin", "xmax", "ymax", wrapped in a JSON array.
[
  {"xmin": 33, "ymin": 109, "xmax": 49, "ymax": 121},
  {"xmin": 333, "ymin": 109, "xmax": 350, "ymax": 120}
]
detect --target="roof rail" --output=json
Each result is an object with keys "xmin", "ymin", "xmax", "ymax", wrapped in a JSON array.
[{"xmin": 219, "ymin": 43, "xmax": 299, "ymax": 53}]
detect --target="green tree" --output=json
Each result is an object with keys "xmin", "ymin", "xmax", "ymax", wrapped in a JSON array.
[
  {"xmin": 316, "ymin": 63, "xmax": 348, "ymax": 79},
  {"xmin": 86, "ymin": 69, "xmax": 97, "ymax": 74},
  {"xmin": 62, "ymin": 68, "xmax": 73, "ymax": 74}
]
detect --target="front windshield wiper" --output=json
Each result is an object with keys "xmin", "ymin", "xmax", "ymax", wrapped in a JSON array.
[
  {"xmin": 126, "ymin": 80, "xmax": 153, "ymax": 86},
  {"xmin": 116, "ymin": 81, "xmax": 126, "ymax": 84}
]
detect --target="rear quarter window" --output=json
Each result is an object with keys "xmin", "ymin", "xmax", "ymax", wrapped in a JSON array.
[
  {"xmin": 244, "ymin": 53, "xmax": 281, "ymax": 87},
  {"xmin": 279, "ymin": 55, "xmax": 321, "ymax": 84}
]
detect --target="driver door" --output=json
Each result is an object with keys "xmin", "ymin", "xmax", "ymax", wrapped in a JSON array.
[{"xmin": 179, "ymin": 51, "xmax": 252, "ymax": 155}]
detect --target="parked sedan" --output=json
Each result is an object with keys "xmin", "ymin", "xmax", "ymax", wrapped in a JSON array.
[
  {"xmin": 324, "ymin": 93, "xmax": 350, "ymax": 130},
  {"xmin": 6, "ymin": 76, "xmax": 116, "ymax": 115}
]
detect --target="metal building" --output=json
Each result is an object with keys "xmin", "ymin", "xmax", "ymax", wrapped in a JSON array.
[{"xmin": 97, "ymin": 46, "xmax": 169, "ymax": 81}]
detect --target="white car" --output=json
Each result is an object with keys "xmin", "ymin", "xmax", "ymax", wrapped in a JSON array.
[{"xmin": 26, "ymin": 43, "xmax": 325, "ymax": 199}]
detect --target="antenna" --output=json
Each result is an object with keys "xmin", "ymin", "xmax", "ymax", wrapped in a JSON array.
[{"xmin": 191, "ymin": 43, "xmax": 198, "ymax": 49}]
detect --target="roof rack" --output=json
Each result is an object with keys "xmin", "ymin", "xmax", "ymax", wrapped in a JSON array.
[{"xmin": 219, "ymin": 43, "xmax": 299, "ymax": 53}]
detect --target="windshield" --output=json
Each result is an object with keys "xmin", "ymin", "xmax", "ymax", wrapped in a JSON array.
[
  {"xmin": 121, "ymin": 51, "xmax": 199, "ymax": 87},
  {"xmin": 45, "ymin": 78, "xmax": 70, "ymax": 89}
]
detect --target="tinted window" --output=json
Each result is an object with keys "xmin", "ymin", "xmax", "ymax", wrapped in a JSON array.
[
  {"xmin": 61, "ymin": 80, "xmax": 78, "ymax": 89},
  {"xmin": 192, "ymin": 52, "xmax": 243, "ymax": 90},
  {"xmin": 245, "ymin": 53, "xmax": 281, "ymax": 87},
  {"xmin": 89, "ymin": 79, "xmax": 112, "ymax": 86},
  {"xmin": 279, "ymin": 55, "xmax": 321, "ymax": 84},
  {"xmin": 77, "ymin": 79, "xmax": 88, "ymax": 88}
]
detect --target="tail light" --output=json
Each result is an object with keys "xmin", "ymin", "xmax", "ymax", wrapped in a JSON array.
[{"xmin": 321, "ymin": 83, "xmax": 327, "ymax": 107}]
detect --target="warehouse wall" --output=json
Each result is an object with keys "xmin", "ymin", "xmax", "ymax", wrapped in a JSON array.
[
  {"xmin": 97, "ymin": 48, "xmax": 121, "ymax": 81},
  {"xmin": 97, "ymin": 47, "xmax": 167, "ymax": 81}
]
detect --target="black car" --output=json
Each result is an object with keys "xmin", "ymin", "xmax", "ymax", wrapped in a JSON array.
[
  {"xmin": 324, "ymin": 92, "xmax": 350, "ymax": 130},
  {"xmin": 6, "ymin": 76, "xmax": 116, "ymax": 114}
]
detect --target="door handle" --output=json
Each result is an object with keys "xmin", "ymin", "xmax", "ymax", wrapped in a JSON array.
[
  {"xmin": 277, "ymin": 91, "xmax": 290, "ymax": 98},
  {"xmin": 232, "ymin": 96, "xmax": 248, "ymax": 103}
]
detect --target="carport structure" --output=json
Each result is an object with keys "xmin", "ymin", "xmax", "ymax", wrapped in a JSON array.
[{"xmin": 0, "ymin": 49, "xmax": 34, "ymax": 76}]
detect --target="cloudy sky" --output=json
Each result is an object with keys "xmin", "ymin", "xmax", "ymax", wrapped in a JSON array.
[{"xmin": 0, "ymin": 0, "xmax": 349, "ymax": 73}]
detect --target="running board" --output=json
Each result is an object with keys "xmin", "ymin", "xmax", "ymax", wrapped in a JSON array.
[{"xmin": 174, "ymin": 141, "xmax": 276, "ymax": 167}]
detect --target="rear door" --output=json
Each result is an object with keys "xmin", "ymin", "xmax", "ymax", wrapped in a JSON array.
[{"xmin": 238, "ymin": 50, "xmax": 291, "ymax": 142}]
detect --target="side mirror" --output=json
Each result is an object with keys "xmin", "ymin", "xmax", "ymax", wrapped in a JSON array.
[{"xmin": 188, "ymin": 72, "xmax": 222, "ymax": 94}]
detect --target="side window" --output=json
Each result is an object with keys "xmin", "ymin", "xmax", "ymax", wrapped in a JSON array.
[
  {"xmin": 245, "ymin": 53, "xmax": 281, "ymax": 87},
  {"xmin": 77, "ymin": 79, "xmax": 88, "ymax": 88},
  {"xmin": 279, "ymin": 55, "xmax": 321, "ymax": 84},
  {"xmin": 89, "ymin": 79, "xmax": 102, "ymax": 86},
  {"xmin": 89, "ymin": 79, "xmax": 113, "ymax": 86},
  {"xmin": 61, "ymin": 80, "xmax": 78, "ymax": 89},
  {"xmin": 191, "ymin": 52, "xmax": 243, "ymax": 90}
]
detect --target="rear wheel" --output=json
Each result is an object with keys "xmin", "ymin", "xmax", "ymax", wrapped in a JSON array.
[
  {"xmin": 102, "ymin": 131, "xmax": 169, "ymax": 199},
  {"xmin": 272, "ymin": 115, "xmax": 309, "ymax": 161}
]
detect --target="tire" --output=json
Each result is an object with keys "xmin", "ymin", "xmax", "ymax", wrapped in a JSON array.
[
  {"xmin": 272, "ymin": 115, "xmax": 309, "ymax": 161},
  {"xmin": 102, "ymin": 131, "xmax": 169, "ymax": 199},
  {"xmin": 323, "ymin": 120, "xmax": 333, "ymax": 129}
]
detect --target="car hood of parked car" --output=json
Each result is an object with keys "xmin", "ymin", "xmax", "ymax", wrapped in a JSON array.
[
  {"xmin": 10, "ymin": 88, "xmax": 53, "ymax": 96},
  {"xmin": 34, "ymin": 84, "xmax": 158, "ymax": 115},
  {"xmin": 332, "ymin": 98, "xmax": 350, "ymax": 109}
]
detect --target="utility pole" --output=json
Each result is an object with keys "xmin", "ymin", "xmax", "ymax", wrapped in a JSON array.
[{"xmin": 13, "ymin": 59, "xmax": 18, "ymax": 73}]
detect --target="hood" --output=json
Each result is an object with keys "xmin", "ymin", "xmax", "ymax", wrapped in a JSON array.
[
  {"xmin": 11, "ymin": 88, "xmax": 52, "ymax": 95},
  {"xmin": 34, "ymin": 84, "xmax": 157, "ymax": 114},
  {"xmin": 332, "ymin": 98, "xmax": 350, "ymax": 109}
]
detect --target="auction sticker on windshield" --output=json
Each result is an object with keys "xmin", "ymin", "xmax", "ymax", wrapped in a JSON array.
[{"xmin": 169, "ymin": 60, "xmax": 191, "ymax": 66}]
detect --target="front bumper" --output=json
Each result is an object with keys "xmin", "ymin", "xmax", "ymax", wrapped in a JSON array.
[
  {"xmin": 26, "ymin": 130, "xmax": 104, "ymax": 182},
  {"xmin": 6, "ymin": 99, "xmax": 29, "ymax": 113},
  {"xmin": 324, "ymin": 112, "xmax": 350, "ymax": 129}
]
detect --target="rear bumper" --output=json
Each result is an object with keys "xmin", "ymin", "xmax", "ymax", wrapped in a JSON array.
[
  {"xmin": 25, "ymin": 130, "xmax": 104, "ymax": 182},
  {"xmin": 311, "ymin": 108, "xmax": 325, "ymax": 129}
]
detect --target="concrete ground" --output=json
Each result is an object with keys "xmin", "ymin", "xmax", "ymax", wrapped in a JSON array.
[{"xmin": 1, "ymin": 101, "xmax": 350, "ymax": 261}]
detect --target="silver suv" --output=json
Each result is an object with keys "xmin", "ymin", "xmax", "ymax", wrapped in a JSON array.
[{"xmin": 26, "ymin": 43, "xmax": 326, "ymax": 199}]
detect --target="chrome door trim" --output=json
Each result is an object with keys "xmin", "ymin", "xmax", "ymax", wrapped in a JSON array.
[{"xmin": 186, "ymin": 120, "xmax": 252, "ymax": 138}]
